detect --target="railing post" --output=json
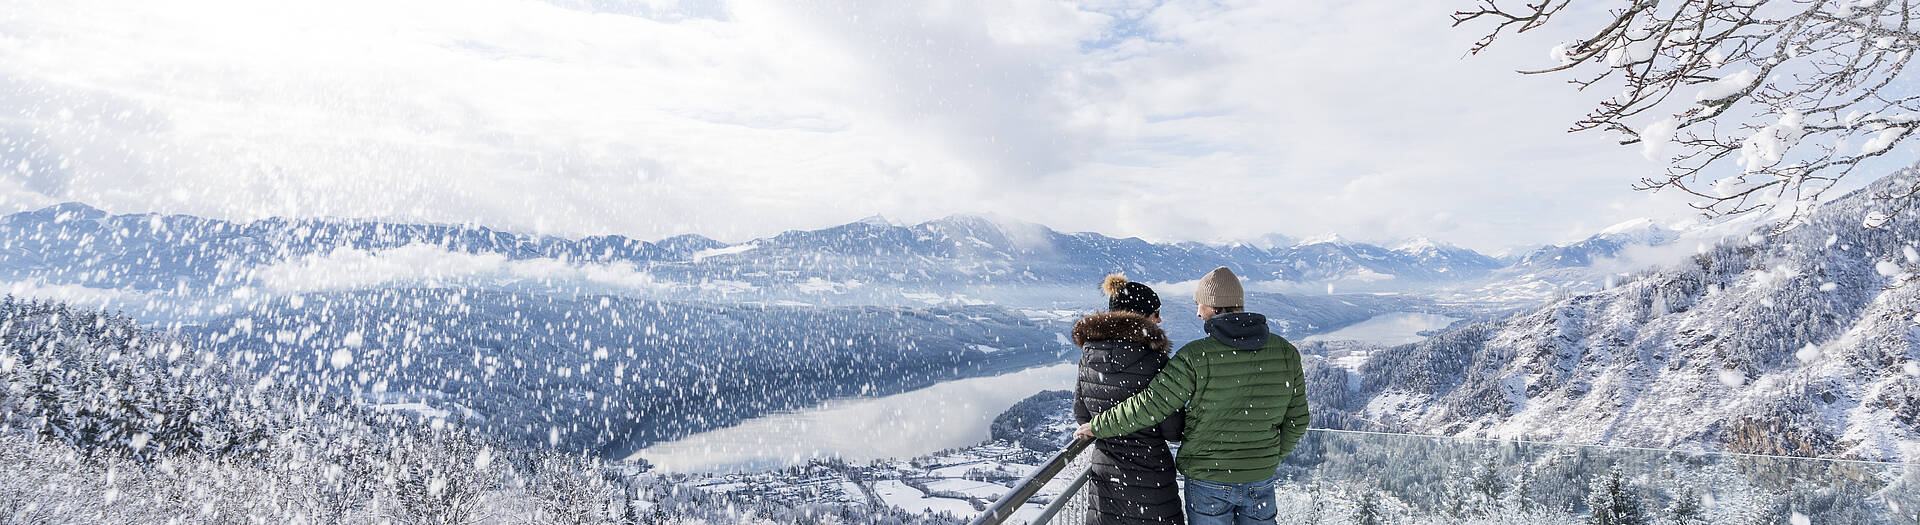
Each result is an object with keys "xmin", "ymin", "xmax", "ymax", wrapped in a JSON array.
[
  {"xmin": 968, "ymin": 436, "xmax": 1093, "ymax": 525},
  {"xmin": 1027, "ymin": 466, "xmax": 1092, "ymax": 525}
]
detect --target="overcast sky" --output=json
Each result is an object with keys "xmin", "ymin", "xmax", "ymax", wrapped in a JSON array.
[{"xmin": 0, "ymin": 0, "xmax": 1739, "ymax": 252}]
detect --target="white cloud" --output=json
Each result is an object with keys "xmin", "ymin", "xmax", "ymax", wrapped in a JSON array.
[
  {"xmin": 0, "ymin": 0, "xmax": 1703, "ymax": 251},
  {"xmin": 3, "ymin": 279, "xmax": 147, "ymax": 308},
  {"xmin": 250, "ymin": 244, "xmax": 673, "ymax": 294}
]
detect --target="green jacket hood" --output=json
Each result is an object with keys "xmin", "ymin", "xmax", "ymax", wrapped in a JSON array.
[{"xmin": 1204, "ymin": 312, "xmax": 1269, "ymax": 350}]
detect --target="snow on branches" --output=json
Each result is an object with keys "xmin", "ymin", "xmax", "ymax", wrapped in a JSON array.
[{"xmin": 1456, "ymin": 0, "xmax": 1920, "ymax": 230}]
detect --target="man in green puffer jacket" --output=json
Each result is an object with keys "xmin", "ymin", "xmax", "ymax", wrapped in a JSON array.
[{"xmin": 1074, "ymin": 266, "xmax": 1309, "ymax": 525}]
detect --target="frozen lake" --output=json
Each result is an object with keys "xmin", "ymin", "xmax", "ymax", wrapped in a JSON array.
[
  {"xmin": 629, "ymin": 363, "xmax": 1078, "ymax": 473},
  {"xmin": 1301, "ymin": 312, "xmax": 1461, "ymax": 346},
  {"xmin": 632, "ymin": 312, "xmax": 1460, "ymax": 473}
]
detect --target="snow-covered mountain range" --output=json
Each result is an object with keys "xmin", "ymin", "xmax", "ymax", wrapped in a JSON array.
[
  {"xmin": 1513, "ymin": 218, "xmax": 1681, "ymax": 270},
  {"xmin": 0, "ymin": 197, "xmax": 1818, "ymax": 461},
  {"xmin": 0, "ymin": 202, "xmax": 1663, "ymax": 316}
]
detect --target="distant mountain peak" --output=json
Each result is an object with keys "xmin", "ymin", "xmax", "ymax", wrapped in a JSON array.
[
  {"xmin": 1239, "ymin": 232, "xmax": 1298, "ymax": 250},
  {"xmin": 1393, "ymin": 236, "xmax": 1449, "ymax": 253},
  {"xmin": 1297, "ymin": 233, "xmax": 1348, "ymax": 246},
  {"xmin": 1598, "ymin": 217, "xmax": 1659, "ymax": 236},
  {"xmin": 31, "ymin": 202, "xmax": 108, "ymax": 223},
  {"xmin": 923, "ymin": 213, "xmax": 995, "ymax": 227},
  {"xmin": 921, "ymin": 212, "xmax": 1048, "ymax": 232}
]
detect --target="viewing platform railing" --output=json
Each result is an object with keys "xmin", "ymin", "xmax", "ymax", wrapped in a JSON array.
[
  {"xmin": 969, "ymin": 429, "xmax": 1920, "ymax": 524},
  {"xmin": 968, "ymin": 436, "xmax": 1092, "ymax": 525}
]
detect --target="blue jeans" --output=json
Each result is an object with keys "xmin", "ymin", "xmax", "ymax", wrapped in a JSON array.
[{"xmin": 1183, "ymin": 474, "xmax": 1280, "ymax": 525}]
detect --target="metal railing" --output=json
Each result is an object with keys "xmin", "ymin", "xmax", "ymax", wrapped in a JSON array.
[
  {"xmin": 968, "ymin": 436, "xmax": 1093, "ymax": 525},
  {"xmin": 963, "ymin": 428, "xmax": 1919, "ymax": 524},
  {"xmin": 1026, "ymin": 461, "xmax": 1092, "ymax": 524}
]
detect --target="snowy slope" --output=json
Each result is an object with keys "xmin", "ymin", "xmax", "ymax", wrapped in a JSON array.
[
  {"xmin": 1333, "ymin": 169, "xmax": 1920, "ymax": 462},
  {"xmin": 0, "ymin": 298, "xmax": 633, "ymax": 524},
  {"xmin": 988, "ymin": 390, "xmax": 1076, "ymax": 452}
]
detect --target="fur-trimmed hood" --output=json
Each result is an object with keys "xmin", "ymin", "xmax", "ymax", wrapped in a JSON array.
[{"xmin": 1072, "ymin": 311, "xmax": 1170, "ymax": 353}]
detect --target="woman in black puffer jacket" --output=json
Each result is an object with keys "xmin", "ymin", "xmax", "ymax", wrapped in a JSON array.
[{"xmin": 1073, "ymin": 274, "xmax": 1184, "ymax": 525}]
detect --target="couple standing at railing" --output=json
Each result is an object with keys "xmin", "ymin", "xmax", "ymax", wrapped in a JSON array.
[{"xmin": 1069, "ymin": 267, "xmax": 1311, "ymax": 525}]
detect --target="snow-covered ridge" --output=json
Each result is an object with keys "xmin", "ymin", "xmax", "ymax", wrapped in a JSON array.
[
  {"xmin": 0, "ymin": 203, "xmax": 1639, "ymax": 300},
  {"xmin": 1323, "ymin": 168, "xmax": 1920, "ymax": 463},
  {"xmin": 690, "ymin": 243, "xmax": 758, "ymax": 262},
  {"xmin": 1598, "ymin": 217, "xmax": 1659, "ymax": 236}
]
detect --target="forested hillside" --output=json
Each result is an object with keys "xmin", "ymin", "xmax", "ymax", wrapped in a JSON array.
[
  {"xmin": 0, "ymin": 297, "xmax": 653, "ymax": 523},
  {"xmin": 184, "ymin": 288, "xmax": 1064, "ymax": 457},
  {"xmin": 1308, "ymin": 170, "xmax": 1920, "ymax": 462}
]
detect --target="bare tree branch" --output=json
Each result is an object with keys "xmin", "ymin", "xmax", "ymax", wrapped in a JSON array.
[{"xmin": 1459, "ymin": 0, "xmax": 1920, "ymax": 230}]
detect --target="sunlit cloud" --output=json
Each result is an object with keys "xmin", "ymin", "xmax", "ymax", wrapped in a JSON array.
[{"xmin": 0, "ymin": 0, "xmax": 1716, "ymax": 251}]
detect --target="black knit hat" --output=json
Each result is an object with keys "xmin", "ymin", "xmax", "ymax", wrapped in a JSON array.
[{"xmin": 1101, "ymin": 274, "xmax": 1161, "ymax": 316}]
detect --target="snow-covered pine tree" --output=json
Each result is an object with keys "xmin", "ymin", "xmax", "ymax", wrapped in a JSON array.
[
  {"xmin": 1665, "ymin": 486, "xmax": 1704, "ymax": 525},
  {"xmin": 1471, "ymin": 451, "xmax": 1508, "ymax": 510},
  {"xmin": 529, "ymin": 450, "xmax": 621, "ymax": 524},
  {"xmin": 1585, "ymin": 466, "xmax": 1647, "ymax": 525},
  {"xmin": 1352, "ymin": 489, "xmax": 1385, "ymax": 525}
]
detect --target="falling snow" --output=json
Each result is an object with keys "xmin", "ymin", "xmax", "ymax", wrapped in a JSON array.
[
  {"xmin": 1717, "ymin": 369, "xmax": 1748, "ymax": 388},
  {"xmin": 1796, "ymin": 344, "xmax": 1821, "ymax": 363},
  {"xmin": 329, "ymin": 347, "xmax": 354, "ymax": 370}
]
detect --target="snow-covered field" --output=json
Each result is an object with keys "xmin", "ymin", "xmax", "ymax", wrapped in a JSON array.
[{"xmin": 875, "ymin": 480, "xmax": 977, "ymax": 516}]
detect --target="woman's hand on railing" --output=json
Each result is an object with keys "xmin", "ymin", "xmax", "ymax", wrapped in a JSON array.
[{"xmin": 1073, "ymin": 423, "xmax": 1095, "ymax": 441}]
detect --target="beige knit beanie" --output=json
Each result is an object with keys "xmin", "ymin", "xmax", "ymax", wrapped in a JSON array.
[{"xmin": 1193, "ymin": 266, "xmax": 1244, "ymax": 307}]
